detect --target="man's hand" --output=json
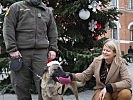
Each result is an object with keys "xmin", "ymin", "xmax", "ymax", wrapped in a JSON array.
[
  {"xmin": 9, "ymin": 51, "xmax": 22, "ymax": 58},
  {"xmin": 48, "ymin": 51, "xmax": 56, "ymax": 60},
  {"xmin": 99, "ymin": 88, "xmax": 107, "ymax": 100}
]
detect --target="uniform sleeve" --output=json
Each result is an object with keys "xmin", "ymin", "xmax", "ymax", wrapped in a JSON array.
[
  {"xmin": 47, "ymin": 9, "xmax": 58, "ymax": 52},
  {"xmin": 3, "ymin": 4, "xmax": 18, "ymax": 53}
]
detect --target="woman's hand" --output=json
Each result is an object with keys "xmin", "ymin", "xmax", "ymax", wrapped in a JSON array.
[{"xmin": 99, "ymin": 88, "xmax": 107, "ymax": 100}]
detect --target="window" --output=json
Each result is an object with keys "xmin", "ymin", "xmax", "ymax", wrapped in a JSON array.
[
  {"xmin": 110, "ymin": 0, "xmax": 117, "ymax": 7},
  {"xmin": 130, "ymin": 25, "xmax": 133, "ymax": 41},
  {"xmin": 111, "ymin": 25, "xmax": 118, "ymax": 40},
  {"xmin": 129, "ymin": 0, "xmax": 133, "ymax": 9}
]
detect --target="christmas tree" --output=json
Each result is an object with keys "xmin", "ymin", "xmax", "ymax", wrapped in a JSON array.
[{"xmin": 45, "ymin": 0, "xmax": 121, "ymax": 72}]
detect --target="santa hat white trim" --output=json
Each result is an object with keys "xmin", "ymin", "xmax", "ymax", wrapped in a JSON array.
[{"xmin": 47, "ymin": 61, "xmax": 60, "ymax": 66}]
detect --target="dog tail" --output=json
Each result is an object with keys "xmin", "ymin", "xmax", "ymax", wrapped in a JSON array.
[{"xmin": 76, "ymin": 81, "xmax": 86, "ymax": 87}]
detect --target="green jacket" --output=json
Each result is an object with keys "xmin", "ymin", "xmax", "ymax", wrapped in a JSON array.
[{"xmin": 3, "ymin": 0, "xmax": 58, "ymax": 53}]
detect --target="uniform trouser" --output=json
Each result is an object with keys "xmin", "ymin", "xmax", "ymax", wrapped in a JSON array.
[
  {"xmin": 93, "ymin": 89, "xmax": 132, "ymax": 100},
  {"xmin": 10, "ymin": 49, "xmax": 48, "ymax": 100}
]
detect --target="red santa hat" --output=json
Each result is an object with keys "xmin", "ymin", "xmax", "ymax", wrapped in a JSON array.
[{"xmin": 47, "ymin": 61, "xmax": 60, "ymax": 66}]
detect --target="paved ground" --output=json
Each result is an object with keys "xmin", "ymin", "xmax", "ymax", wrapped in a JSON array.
[{"xmin": 0, "ymin": 63, "xmax": 133, "ymax": 100}]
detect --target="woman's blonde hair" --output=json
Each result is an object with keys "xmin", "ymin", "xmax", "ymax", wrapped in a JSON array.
[{"xmin": 103, "ymin": 39, "xmax": 122, "ymax": 66}]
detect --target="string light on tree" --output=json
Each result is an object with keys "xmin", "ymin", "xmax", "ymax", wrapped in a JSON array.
[
  {"xmin": 56, "ymin": 2, "xmax": 60, "ymax": 7},
  {"xmin": 55, "ymin": 15, "xmax": 61, "ymax": 21}
]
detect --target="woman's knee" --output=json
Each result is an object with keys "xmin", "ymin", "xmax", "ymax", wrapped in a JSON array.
[{"xmin": 117, "ymin": 89, "xmax": 132, "ymax": 100}]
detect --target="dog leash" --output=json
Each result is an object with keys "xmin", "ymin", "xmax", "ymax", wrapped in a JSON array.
[
  {"xmin": 57, "ymin": 84, "xmax": 65, "ymax": 95},
  {"xmin": 27, "ymin": 66, "xmax": 42, "ymax": 80}
]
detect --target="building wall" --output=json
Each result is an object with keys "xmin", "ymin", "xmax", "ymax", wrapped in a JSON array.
[
  {"xmin": 119, "ymin": 0, "xmax": 133, "ymax": 54},
  {"xmin": 103, "ymin": 0, "xmax": 133, "ymax": 54},
  {"xmin": 120, "ymin": 12, "xmax": 132, "ymax": 53}
]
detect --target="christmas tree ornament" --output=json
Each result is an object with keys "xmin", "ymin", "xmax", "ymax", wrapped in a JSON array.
[
  {"xmin": 88, "ymin": 19, "xmax": 97, "ymax": 32},
  {"xmin": 96, "ymin": 23, "xmax": 102, "ymax": 30},
  {"xmin": 79, "ymin": 9, "xmax": 90, "ymax": 20},
  {"xmin": 88, "ymin": 1, "xmax": 102, "ymax": 12},
  {"xmin": 92, "ymin": 34, "xmax": 98, "ymax": 40}
]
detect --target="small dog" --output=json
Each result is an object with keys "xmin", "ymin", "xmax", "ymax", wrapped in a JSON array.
[{"xmin": 41, "ymin": 61, "xmax": 85, "ymax": 100}]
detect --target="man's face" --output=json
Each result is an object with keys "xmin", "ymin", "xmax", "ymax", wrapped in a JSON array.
[{"xmin": 30, "ymin": 0, "xmax": 42, "ymax": 6}]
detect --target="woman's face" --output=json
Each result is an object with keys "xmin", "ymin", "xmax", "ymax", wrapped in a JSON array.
[{"xmin": 102, "ymin": 45, "xmax": 116, "ymax": 62}]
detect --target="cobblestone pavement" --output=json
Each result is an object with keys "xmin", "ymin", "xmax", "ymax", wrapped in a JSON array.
[{"xmin": 0, "ymin": 63, "xmax": 133, "ymax": 100}]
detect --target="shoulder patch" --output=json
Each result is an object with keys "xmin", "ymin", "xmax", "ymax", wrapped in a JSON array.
[{"xmin": 5, "ymin": 8, "xmax": 10, "ymax": 16}]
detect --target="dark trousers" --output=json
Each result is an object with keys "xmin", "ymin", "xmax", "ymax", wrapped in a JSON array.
[{"xmin": 10, "ymin": 49, "xmax": 48, "ymax": 100}]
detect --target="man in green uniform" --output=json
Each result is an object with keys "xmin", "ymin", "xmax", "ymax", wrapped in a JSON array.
[{"xmin": 3, "ymin": 0, "xmax": 58, "ymax": 100}]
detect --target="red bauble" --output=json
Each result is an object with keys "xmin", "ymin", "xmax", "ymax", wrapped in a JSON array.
[
  {"xmin": 93, "ymin": 34, "xmax": 98, "ymax": 40},
  {"xmin": 96, "ymin": 23, "xmax": 101, "ymax": 30}
]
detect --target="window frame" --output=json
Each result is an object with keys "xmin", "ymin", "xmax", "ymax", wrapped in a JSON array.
[
  {"xmin": 110, "ymin": 0, "xmax": 117, "ymax": 7},
  {"xmin": 129, "ymin": 0, "xmax": 133, "ymax": 9},
  {"xmin": 130, "ymin": 25, "xmax": 133, "ymax": 41},
  {"xmin": 111, "ymin": 25, "xmax": 118, "ymax": 40}
]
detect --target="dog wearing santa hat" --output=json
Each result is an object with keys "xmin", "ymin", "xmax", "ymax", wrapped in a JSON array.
[{"xmin": 41, "ymin": 61, "xmax": 85, "ymax": 100}]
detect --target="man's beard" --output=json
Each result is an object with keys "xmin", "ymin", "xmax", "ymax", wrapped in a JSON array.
[{"xmin": 30, "ymin": 0, "xmax": 42, "ymax": 6}]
